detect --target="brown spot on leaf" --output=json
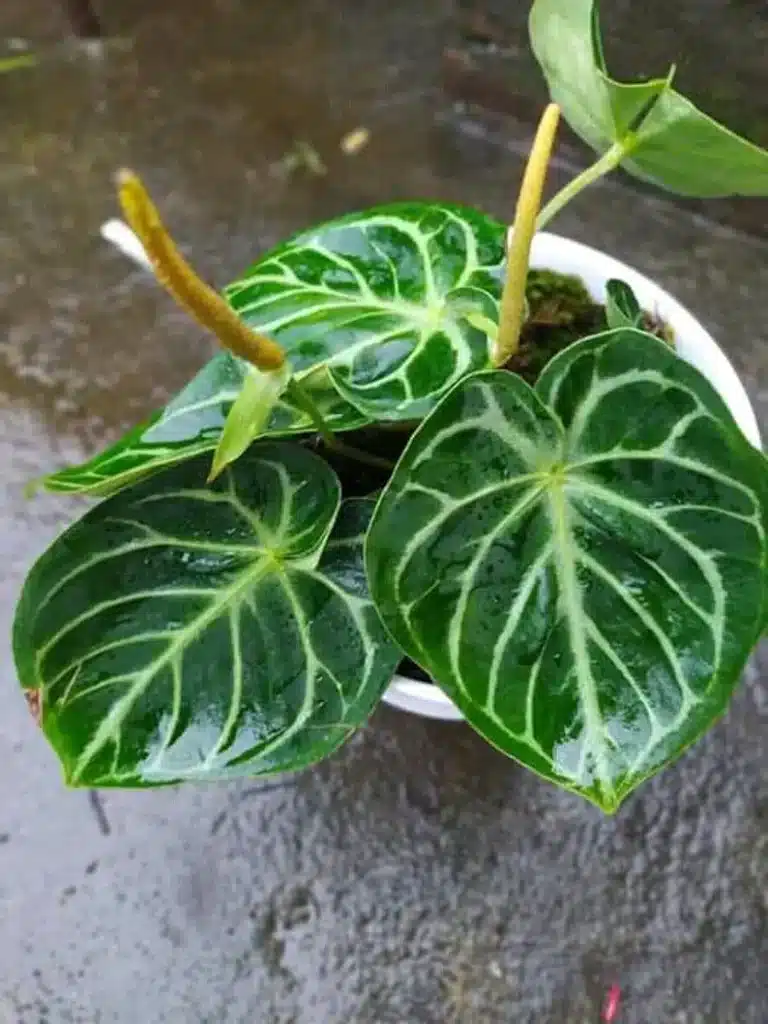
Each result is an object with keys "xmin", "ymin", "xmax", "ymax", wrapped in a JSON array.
[{"xmin": 24, "ymin": 689, "xmax": 42, "ymax": 726}]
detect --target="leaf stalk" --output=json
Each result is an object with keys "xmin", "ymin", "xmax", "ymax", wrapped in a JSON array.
[
  {"xmin": 536, "ymin": 140, "xmax": 625, "ymax": 230},
  {"xmin": 286, "ymin": 380, "xmax": 394, "ymax": 472}
]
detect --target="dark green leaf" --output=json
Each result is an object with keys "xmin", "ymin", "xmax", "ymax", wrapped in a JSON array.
[
  {"xmin": 605, "ymin": 279, "xmax": 642, "ymax": 330},
  {"xmin": 226, "ymin": 203, "xmax": 506, "ymax": 421},
  {"xmin": 367, "ymin": 330, "xmax": 768, "ymax": 811},
  {"xmin": 43, "ymin": 203, "xmax": 507, "ymax": 496},
  {"xmin": 15, "ymin": 443, "xmax": 401, "ymax": 786},
  {"xmin": 530, "ymin": 0, "xmax": 768, "ymax": 196},
  {"xmin": 40, "ymin": 355, "xmax": 366, "ymax": 497}
]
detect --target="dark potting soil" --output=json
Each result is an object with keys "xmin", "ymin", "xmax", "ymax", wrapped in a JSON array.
[
  {"xmin": 397, "ymin": 658, "xmax": 433, "ymax": 683},
  {"xmin": 305, "ymin": 268, "xmax": 670, "ymax": 684},
  {"xmin": 507, "ymin": 269, "xmax": 671, "ymax": 383}
]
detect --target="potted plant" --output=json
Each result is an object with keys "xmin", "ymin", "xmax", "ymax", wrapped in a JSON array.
[{"xmin": 13, "ymin": 0, "xmax": 768, "ymax": 813}]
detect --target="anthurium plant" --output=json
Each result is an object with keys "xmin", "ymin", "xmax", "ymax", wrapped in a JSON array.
[{"xmin": 14, "ymin": 0, "xmax": 768, "ymax": 812}]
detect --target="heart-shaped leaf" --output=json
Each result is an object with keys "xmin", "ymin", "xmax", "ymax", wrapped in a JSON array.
[
  {"xmin": 15, "ymin": 442, "xmax": 401, "ymax": 786},
  {"xmin": 605, "ymin": 280, "xmax": 642, "ymax": 331},
  {"xmin": 367, "ymin": 330, "xmax": 768, "ymax": 811},
  {"xmin": 530, "ymin": 0, "xmax": 768, "ymax": 197},
  {"xmin": 40, "ymin": 355, "xmax": 367, "ymax": 496},
  {"xmin": 225, "ymin": 203, "xmax": 506, "ymax": 420}
]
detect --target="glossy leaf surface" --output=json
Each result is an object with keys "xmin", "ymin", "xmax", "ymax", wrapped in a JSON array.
[
  {"xmin": 15, "ymin": 443, "xmax": 400, "ymax": 785},
  {"xmin": 226, "ymin": 203, "xmax": 506, "ymax": 420},
  {"xmin": 530, "ymin": 0, "xmax": 768, "ymax": 197},
  {"xmin": 41, "ymin": 355, "xmax": 366, "ymax": 496},
  {"xmin": 44, "ymin": 202, "xmax": 506, "ymax": 495},
  {"xmin": 367, "ymin": 330, "xmax": 768, "ymax": 811}
]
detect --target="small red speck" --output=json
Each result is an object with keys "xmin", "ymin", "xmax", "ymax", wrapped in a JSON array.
[{"xmin": 601, "ymin": 984, "xmax": 621, "ymax": 1023}]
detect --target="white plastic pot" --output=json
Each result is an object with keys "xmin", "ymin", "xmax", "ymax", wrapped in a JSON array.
[{"xmin": 382, "ymin": 231, "xmax": 763, "ymax": 722}]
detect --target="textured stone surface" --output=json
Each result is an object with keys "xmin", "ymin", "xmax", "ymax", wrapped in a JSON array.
[
  {"xmin": 1, "ymin": 1, "xmax": 767, "ymax": 1021},
  {"xmin": 456, "ymin": 0, "xmax": 768, "ymax": 125}
]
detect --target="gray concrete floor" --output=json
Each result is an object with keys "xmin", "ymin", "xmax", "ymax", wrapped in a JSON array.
[{"xmin": 1, "ymin": 2, "xmax": 767, "ymax": 1021}]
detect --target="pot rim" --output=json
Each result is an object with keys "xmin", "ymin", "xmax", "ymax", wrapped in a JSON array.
[{"xmin": 382, "ymin": 229, "xmax": 762, "ymax": 721}]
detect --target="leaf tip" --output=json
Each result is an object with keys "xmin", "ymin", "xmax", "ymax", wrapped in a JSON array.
[
  {"xmin": 578, "ymin": 779, "xmax": 626, "ymax": 816},
  {"xmin": 206, "ymin": 455, "xmax": 226, "ymax": 485},
  {"xmin": 594, "ymin": 789, "xmax": 624, "ymax": 816}
]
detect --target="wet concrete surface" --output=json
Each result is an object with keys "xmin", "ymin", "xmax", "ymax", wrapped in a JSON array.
[
  {"xmin": 1, "ymin": 1, "xmax": 767, "ymax": 1021},
  {"xmin": 457, "ymin": 0, "xmax": 768, "ymax": 135}
]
